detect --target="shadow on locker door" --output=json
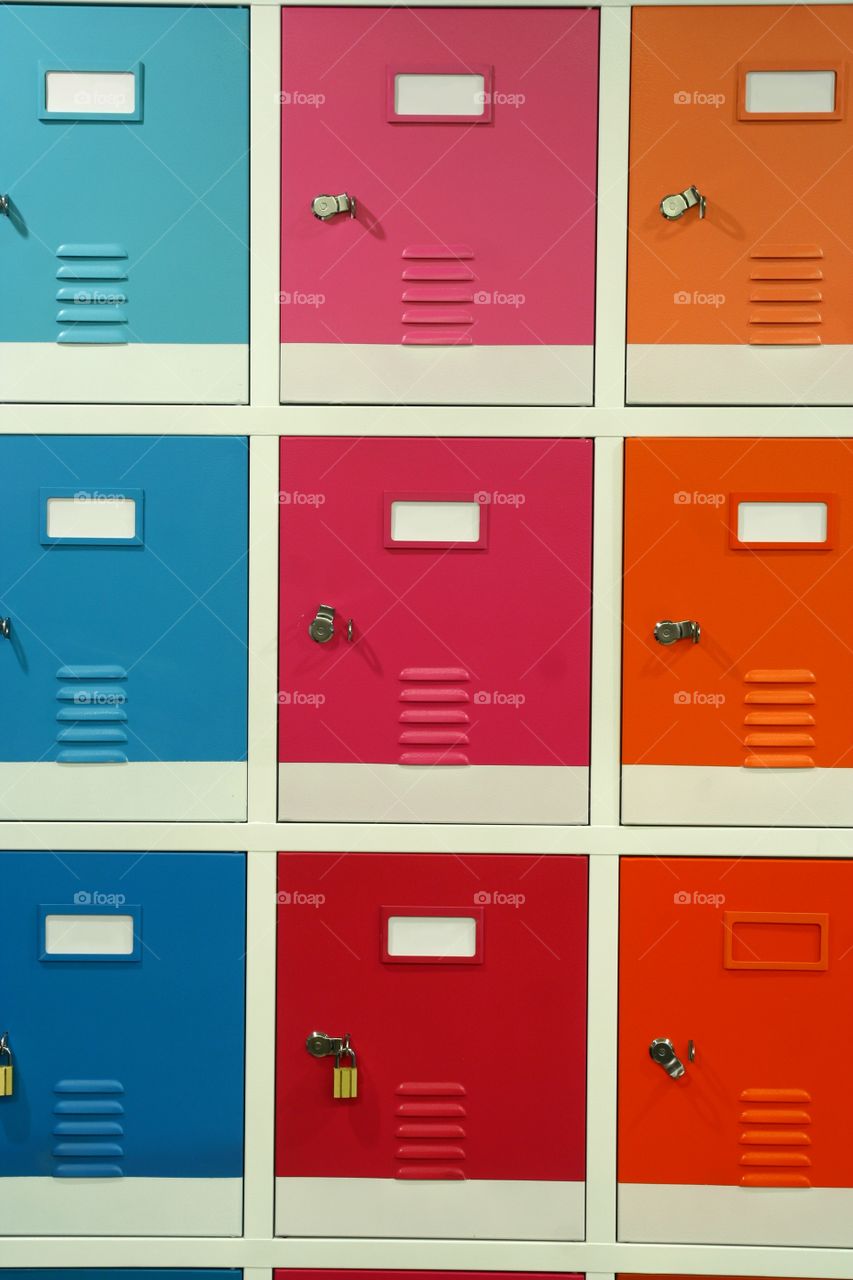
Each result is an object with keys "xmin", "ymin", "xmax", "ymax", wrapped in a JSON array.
[
  {"xmin": 275, "ymin": 853, "xmax": 588, "ymax": 1239},
  {"xmin": 619, "ymin": 857, "xmax": 853, "ymax": 1246},
  {"xmin": 0, "ymin": 853, "xmax": 246, "ymax": 1235}
]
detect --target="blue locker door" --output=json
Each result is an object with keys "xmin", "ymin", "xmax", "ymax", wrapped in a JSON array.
[
  {"xmin": 0, "ymin": 436, "xmax": 248, "ymax": 821},
  {"xmin": 0, "ymin": 5, "xmax": 249, "ymax": 403},
  {"xmin": 0, "ymin": 852, "xmax": 246, "ymax": 1236}
]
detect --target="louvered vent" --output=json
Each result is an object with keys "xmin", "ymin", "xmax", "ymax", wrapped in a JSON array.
[
  {"xmin": 743, "ymin": 669, "xmax": 816, "ymax": 768},
  {"xmin": 748, "ymin": 245, "xmax": 823, "ymax": 346},
  {"xmin": 55, "ymin": 243, "xmax": 129, "ymax": 344},
  {"xmin": 56, "ymin": 665, "xmax": 128, "ymax": 763},
  {"xmin": 53, "ymin": 1079, "xmax": 125, "ymax": 1177},
  {"xmin": 399, "ymin": 667, "xmax": 470, "ymax": 764},
  {"xmin": 401, "ymin": 245, "xmax": 475, "ymax": 345},
  {"xmin": 738, "ymin": 1086, "xmax": 812, "ymax": 1186},
  {"xmin": 394, "ymin": 1080, "xmax": 467, "ymax": 1179}
]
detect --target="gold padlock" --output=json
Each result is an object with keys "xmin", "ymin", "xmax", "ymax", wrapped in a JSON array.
[
  {"xmin": 333, "ymin": 1044, "xmax": 357, "ymax": 1100},
  {"xmin": 0, "ymin": 1032, "xmax": 13, "ymax": 1098}
]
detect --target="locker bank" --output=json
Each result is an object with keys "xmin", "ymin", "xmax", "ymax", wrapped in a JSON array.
[
  {"xmin": 622, "ymin": 438, "xmax": 852, "ymax": 826},
  {"xmin": 0, "ymin": 5, "xmax": 249, "ymax": 403},
  {"xmin": 0, "ymin": 853, "xmax": 246, "ymax": 1236},
  {"xmin": 619, "ymin": 858, "xmax": 853, "ymax": 1246},
  {"xmin": 0, "ymin": 436, "xmax": 248, "ymax": 821},
  {"xmin": 627, "ymin": 5, "xmax": 853, "ymax": 405},
  {"xmin": 280, "ymin": 7, "xmax": 598, "ymax": 405},
  {"xmin": 275, "ymin": 853, "xmax": 588, "ymax": 1239},
  {"xmin": 278, "ymin": 437, "xmax": 593, "ymax": 823}
]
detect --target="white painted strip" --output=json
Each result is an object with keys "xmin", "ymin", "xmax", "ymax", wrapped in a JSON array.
[
  {"xmin": 0, "ymin": 762, "xmax": 246, "ymax": 821},
  {"xmin": 627, "ymin": 344, "xmax": 853, "ymax": 405},
  {"xmin": 276, "ymin": 1177, "xmax": 584, "ymax": 1240},
  {"xmin": 281, "ymin": 344, "xmax": 593, "ymax": 405},
  {"xmin": 619, "ymin": 1182, "xmax": 853, "ymax": 1246},
  {"xmin": 622, "ymin": 764, "xmax": 853, "ymax": 826},
  {"xmin": 0, "ymin": 344, "xmax": 248, "ymax": 403},
  {"xmin": 0, "ymin": 1177, "xmax": 242, "ymax": 1237},
  {"xmin": 278, "ymin": 763, "xmax": 589, "ymax": 824}
]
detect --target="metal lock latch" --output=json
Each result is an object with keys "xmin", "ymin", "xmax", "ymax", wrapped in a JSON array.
[
  {"xmin": 0, "ymin": 1032, "xmax": 13, "ymax": 1098},
  {"xmin": 312, "ymin": 193, "xmax": 356, "ymax": 221},
  {"xmin": 308, "ymin": 604, "xmax": 354, "ymax": 644},
  {"xmin": 306, "ymin": 1030, "xmax": 358, "ymax": 1099},
  {"xmin": 649, "ymin": 1036, "xmax": 686, "ymax": 1079},
  {"xmin": 660, "ymin": 185, "xmax": 706, "ymax": 221},
  {"xmin": 654, "ymin": 619, "xmax": 700, "ymax": 646},
  {"xmin": 0, "ymin": 196, "xmax": 9, "ymax": 218},
  {"xmin": 0, "ymin": 618, "xmax": 10, "ymax": 639}
]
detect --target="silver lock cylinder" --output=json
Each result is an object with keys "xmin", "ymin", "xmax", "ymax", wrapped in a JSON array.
[
  {"xmin": 660, "ymin": 185, "xmax": 706, "ymax": 221},
  {"xmin": 0, "ymin": 196, "xmax": 9, "ymax": 217},
  {"xmin": 654, "ymin": 619, "xmax": 700, "ymax": 645},
  {"xmin": 308, "ymin": 604, "xmax": 336, "ymax": 643},
  {"xmin": 306, "ymin": 1031, "xmax": 343, "ymax": 1058},
  {"xmin": 0, "ymin": 618, "xmax": 10, "ymax": 639},
  {"xmin": 312, "ymin": 193, "xmax": 356, "ymax": 221},
  {"xmin": 649, "ymin": 1037, "xmax": 686, "ymax": 1079},
  {"xmin": 308, "ymin": 604, "xmax": 354, "ymax": 644}
]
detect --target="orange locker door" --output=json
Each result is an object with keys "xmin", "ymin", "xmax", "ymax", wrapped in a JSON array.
[
  {"xmin": 627, "ymin": 6, "xmax": 853, "ymax": 405},
  {"xmin": 619, "ymin": 858, "xmax": 853, "ymax": 1246},
  {"xmin": 622, "ymin": 438, "xmax": 853, "ymax": 826}
]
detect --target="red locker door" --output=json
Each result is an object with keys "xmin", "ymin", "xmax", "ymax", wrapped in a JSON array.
[
  {"xmin": 619, "ymin": 857, "xmax": 853, "ymax": 1247},
  {"xmin": 275, "ymin": 852, "xmax": 588, "ymax": 1239}
]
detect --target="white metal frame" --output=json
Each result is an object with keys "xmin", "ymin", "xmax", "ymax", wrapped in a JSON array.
[{"xmin": 3, "ymin": 3, "xmax": 853, "ymax": 1277}]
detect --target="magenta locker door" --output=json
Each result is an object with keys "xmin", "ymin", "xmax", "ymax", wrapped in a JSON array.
[
  {"xmin": 279, "ymin": 7, "xmax": 599, "ymax": 406},
  {"xmin": 275, "ymin": 853, "xmax": 588, "ymax": 1239},
  {"xmin": 278, "ymin": 437, "xmax": 593, "ymax": 823}
]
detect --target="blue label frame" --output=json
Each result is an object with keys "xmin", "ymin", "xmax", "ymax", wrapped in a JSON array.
[
  {"xmin": 40, "ymin": 486, "xmax": 144, "ymax": 546},
  {"xmin": 39, "ymin": 61, "xmax": 144, "ymax": 122},
  {"xmin": 38, "ymin": 902, "xmax": 143, "ymax": 962}
]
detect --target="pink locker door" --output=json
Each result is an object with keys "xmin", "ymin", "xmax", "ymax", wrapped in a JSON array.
[
  {"xmin": 280, "ymin": 1273, "xmax": 582, "ymax": 1280},
  {"xmin": 275, "ymin": 853, "xmax": 588, "ymax": 1239},
  {"xmin": 279, "ymin": 8, "xmax": 599, "ymax": 406},
  {"xmin": 278, "ymin": 437, "xmax": 593, "ymax": 823}
]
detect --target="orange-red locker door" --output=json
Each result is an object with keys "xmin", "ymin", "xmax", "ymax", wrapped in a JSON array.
[
  {"xmin": 619, "ymin": 857, "xmax": 853, "ymax": 1246},
  {"xmin": 627, "ymin": 6, "xmax": 853, "ymax": 405},
  {"xmin": 622, "ymin": 438, "xmax": 853, "ymax": 826}
]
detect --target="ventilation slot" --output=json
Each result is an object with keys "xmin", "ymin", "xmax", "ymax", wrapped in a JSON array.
[
  {"xmin": 52, "ymin": 1079, "xmax": 125, "ymax": 1177},
  {"xmin": 399, "ymin": 668, "xmax": 470, "ymax": 764},
  {"xmin": 401, "ymin": 245, "xmax": 475, "ymax": 345},
  {"xmin": 55, "ymin": 243, "xmax": 129, "ymax": 345},
  {"xmin": 743, "ymin": 670, "xmax": 816, "ymax": 767},
  {"xmin": 738, "ymin": 1085, "xmax": 812, "ymax": 1186},
  {"xmin": 748, "ymin": 246, "xmax": 823, "ymax": 345},
  {"xmin": 395, "ymin": 1081, "xmax": 467, "ymax": 1179},
  {"xmin": 55, "ymin": 665, "xmax": 128, "ymax": 763}
]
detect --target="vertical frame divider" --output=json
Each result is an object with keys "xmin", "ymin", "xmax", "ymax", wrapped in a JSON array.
[
  {"xmin": 248, "ymin": 434, "xmax": 282, "ymax": 823},
  {"xmin": 585, "ymin": 856, "xmax": 620, "ymax": 1244},
  {"xmin": 250, "ymin": 3, "xmax": 283, "ymax": 407},
  {"xmin": 594, "ymin": 5, "xmax": 630, "ymax": 410},
  {"xmin": 244, "ymin": 849, "xmax": 279, "ymax": 1238}
]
